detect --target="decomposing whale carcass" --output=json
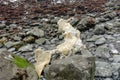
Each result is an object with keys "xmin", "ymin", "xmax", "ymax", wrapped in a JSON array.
[{"xmin": 34, "ymin": 18, "xmax": 86, "ymax": 77}]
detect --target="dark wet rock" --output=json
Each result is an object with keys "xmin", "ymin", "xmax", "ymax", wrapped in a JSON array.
[
  {"xmin": 35, "ymin": 38, "xmax": 46, "ymax": 45},
  {"xmin": 95, "ymin": 61, "xmax": 112, "ymax": 77},
  {"xmin": 104, "ymin": 35, "xmax": 115, "ymax": 40},
  {"xmin": 44, "ymin": 55, "xmax": 95, "ymax": 80},
  {"xmin": 95, "ymin": 44, "xmax": 110, "ymax": 59},
  {"xmin": 23, "ymin": 36, "xmax": 35, "ymax": 43},
  {"xmin": 95, "ymin": 37, "xmax": 106, "ymax": 45},
  {"xmin": 76, "ymin": 17, "xmax": 96, "ymax": 31},
  {"xmin": 27, "ymin": 28, "xmax": 44, "ymax": 37},
  {"xmin": 18, "ymin": 44, "xmax": 33, "ymax": 52}
]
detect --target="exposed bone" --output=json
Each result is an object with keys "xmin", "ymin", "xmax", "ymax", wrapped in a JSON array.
[{"xmin": 34, "ymin": 18, "xmax": 86, "ymax": 77}]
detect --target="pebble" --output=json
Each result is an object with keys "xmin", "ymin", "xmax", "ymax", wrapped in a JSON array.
[
  {"xmin": 18, "ymin": 44, "xmax": 33, "ymax": 52},
  {"xmin": 109, "ymin": 44, "xmax": 119, "ymax": 54},
  {"xmin": 95, "ymin": 44, "xmax": 110, "ymax": 59},
  {"xmin": 95, "ymin": 37, "xmax": 106, "ymax": 45},
  {"xmin": 27, "ymin": 28, "xmax": 44, "ymax": 37},
  {"xmin": 35, "ymin": 38, "xmax": 46, "ymax": 45},
  {"xmin": 95, "ymin": 61, "xmax": 112, "ymax": 77}
]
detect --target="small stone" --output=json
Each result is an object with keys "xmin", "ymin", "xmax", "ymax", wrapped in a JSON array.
[
  {"xmin": 95, "ymin": 61, "xmax": 112, "ymax": 77},
  {"xmin": 35, "ymin": 38, "xmax": 46, "ymax": 45},
  {"xmin": 95, "ymin": 37, "xmax": 106, "ymax": 45},
  {"xmin": 77, "ymin": 17, "xmax": 95, "ymax": 31},
  {"xmin": 8, "ymin": 48, "xmax": 15, "ymax": 52},
  {"xmin": 86, "ymin": 35, "xmax": 102, "ymax": 42},
  {"xmin": 13, "ymin": 41, "xmax": 24, "ymax": 50},
  {"xmin": 23, "ymin": 36, "xmax": 35, "ymax": 43},
  {"xmin": 0, "ymin": 37, "xmax": 7, "ymax": 44},
  {"xmin": 0, "ymin": 23, "xmax": 6, "ymax": 29},
  {"xmin": 4, "ymin": 41, "xmax": 14, "ymax": 48},
  {"xmin": 18, "ymin": 44, "xmax": 33, "ymax": 52},
  {"xmin": 0, "ymin": 43, "xmax": 3, "ymax": 48},
  {"xmin": 95, "ymin": 44, "xmax": 110, "ymax": 59},
  {"xmin": 113, "ymin": 55, "xmax": 120, "ymax": 63},
  {"xmin": 94, "ymin": 24, "xmax": 105, "ymax": 35},
  {"xmin": 104, "ymin": 78, "xmax": 113, "ymax": 80},
  {"xmin": 109, "ymin": 44, "xmax": 119, "ymax": 54},
  {"xmin": 12, "ymin": 35, "xmax": 21, "ymax": 41},
  {"xmin": 81, "ymin": 49, "xmax": 93, "ymax": 57},
  {"xmin": 104, "ymin": 22, "xmax": 114, "ymax": 30},
  {"xmin": 104, "ymin": 12, "xmax": 117, "ymax": 20},
  {"xmin": 27, "ymin": 28, "xmax": 44, "ymax": 37}
]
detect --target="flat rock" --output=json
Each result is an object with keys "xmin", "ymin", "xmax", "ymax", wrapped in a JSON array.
[
  {"xmin": 44, "ymin": 55, "xmax": 95, "ymax": 80},
  {"xmin": 27, "ymin": 28, "xmax": 44, "ymax": 37},
  {"xmin": 95, "ymin": 61, "xmax": 112, "ymax": 77},
  {"xmin": 95, "ymin": 37, "xmax": 106, "ymax": 45},
  {"xmin": 18, "ymin": 44, "xmax": 33, "ymax": 52},
  {"xmin": 35, "ymin": 38, "xmax": 46, "ymax": 45},
  {"xmin": 95, "ymin": 44, "xmax": 110, "ymax": 59}
]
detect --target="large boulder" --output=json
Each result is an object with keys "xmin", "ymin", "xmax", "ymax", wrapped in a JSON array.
[{"xmin": 44, "ymin": 55, "xmax": 95, "ymax": 80}]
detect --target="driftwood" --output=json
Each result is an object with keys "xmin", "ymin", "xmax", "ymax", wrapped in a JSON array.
[{"xmin": 34, "ymin": 18, "xmax": 86, "ymax": 77}]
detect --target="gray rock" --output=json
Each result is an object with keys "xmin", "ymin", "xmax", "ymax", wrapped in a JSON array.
[
  {"xmin": 94, "ymin": 24, "xmax": 106, "ymax": 35},
  {"xmin": 95, "ymin": 37, "xmax": 106, "ymax": 45},
  {"xmin": 0, "ymin": 43, "xmax": 3, "ymax": 48},
  {"xmin": 50, "ymin": 38, "xmax": 58, "ymax": 44},
  {"xmin": 12, "ymin": 35, "xmax": 21, "ymax": 41},
  {"xmin": 4, "ymin": 41, "xmax": 14, "ymax": 48},
  {"xmin": 27, "ymin": 28, "xmax": 44, "ymax": 37},
  {"xmin": 95, "ymin": 61, "xmax": 112, "ymax": 77},
  {"xmin": 76, "ymin": 17, "xmax": 95, "ymax": 31},
  {"xmin": 104, "ymin": 78, "xmax": 113, "ymax": 80},
  {"xmin": 114, "ymin": 22, "xmax": 120, "ymax": 28},
  {"xmin": 86, "ymin": 35, "xmax": 102, "ymax": 42},
  {"xmin": 104, "ymin": 22, "xmax": 114, "ymax": 30},
  {"xmin": 81, "ymin": 49, "xmax": 93, "ymax": 57},
  {"xmin": 95, "ymin": 44, "xmax": 110, "ymax": 59},
  {"xmin": 104, "ymin": 35, "xmax": 115, "ymax": 40},
  {"xmin": 44, "ymin": 55, "xmax": 95, "ymax": 80},
  {"xmin": 109, "ymin": 44, "xmax": 119, "ymax": 54},
  {"xmin": 104, "ymin": 12, "xmax": 117, "ymax": 20},
  {"xmin": 0, "ymin": 23, "xmax": 6, "ymax": 29},
  {"xmin": 18, "ymin": 44, "xmax": 33, "ymax": 52},
  {"xmin": 111, "ymin": 63, "xmax": 120, "ymax": 79},
  {"xmin": 9, "ymin": 23, "xmax": 17, "ymax": 27},
  {"xmin": 8, "ymin": 48, "xmax": 15, "ymax": 52},
  {"xmin": 35, "ymin": 38, "xmax": 46, "ymax": 45},
  {"xmin": 113, "ymin": 55, "xmax": 120, "ymax": 63}
]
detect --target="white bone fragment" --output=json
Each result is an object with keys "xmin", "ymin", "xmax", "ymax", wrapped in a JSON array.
[{"xmin": 34, "ymin": 18, "xmax": 86, "ymax": 77}]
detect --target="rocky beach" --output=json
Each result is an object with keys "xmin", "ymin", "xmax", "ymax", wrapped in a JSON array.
[{"xmin": 0, "ymin": 0, "xmax": 120, "ymax": 80}]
